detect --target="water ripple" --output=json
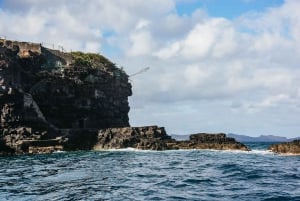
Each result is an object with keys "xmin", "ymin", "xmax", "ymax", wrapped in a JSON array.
[{"xmin": 0, "ymin": 148, "xmax": 299, "ymax": 200}]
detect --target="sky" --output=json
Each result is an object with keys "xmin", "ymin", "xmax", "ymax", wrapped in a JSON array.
[{"xmin": 0, "ymin": 0, "xmax": 300, "ymax": 137}]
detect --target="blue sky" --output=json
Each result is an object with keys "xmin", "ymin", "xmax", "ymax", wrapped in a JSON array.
[
  {"xmin": 1, "ymin": 0, "xmax": 300, "ymax": 137},
  {"xmin": 176, "ymin": 0, "xmax": 284, "ymax": 18}
]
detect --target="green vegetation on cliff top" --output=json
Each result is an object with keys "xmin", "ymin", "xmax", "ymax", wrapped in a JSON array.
[{"xmin": 71, "ymin": 51, "xmax": 115, "ymax": 69}]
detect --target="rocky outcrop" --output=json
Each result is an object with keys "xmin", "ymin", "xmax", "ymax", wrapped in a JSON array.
[
  {"xmin": 167, "ymin": 133, "xmax": 250, "ymax": 151},
  {"xmin": 268, "ymin": 140, "xmax": 300, "ymax": 155},
  {"xmin": 94, "ymin": 126, "xmax": 172, "ymax": 151},
  {"xmin": 93, "ymin": 129, "xmax": 250, "ymax": 151}
]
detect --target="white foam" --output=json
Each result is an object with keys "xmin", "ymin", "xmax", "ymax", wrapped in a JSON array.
[
  {"xmin": 215, "ymin": 149, "xmax": 274, "ymax": 155},
  {"xmin": 249, "ymin": 149, "xmax": 274, "ymax": 155},
  {"xmin": 94, "ymin": 148, "xmax": 275, "ymax": 155},
  {"xmin": 53, "ymin": 150, "xmax": 66, "ymax": 153},
  {"xmin": 96, "ymin": 147, "xmax": 155, "ymax": 152}
]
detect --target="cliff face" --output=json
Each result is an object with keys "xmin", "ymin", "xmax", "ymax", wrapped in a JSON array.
[
  {"xmin": 30, "ymin": 52, "xmax": 131, "ymax": 129},
  {"xmin": 0, "ymin": 39, "xmax": 132, "ymax": 155}
]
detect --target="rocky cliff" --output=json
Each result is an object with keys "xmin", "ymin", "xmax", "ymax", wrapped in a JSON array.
[
  {"xmin": 268, "ymin": 140, "xmax": 300, "ymax": 155},
  {"xmin": 0, "ymin": 39, "xmax": 250, "ymax": 155},
  {"xmin": 0, "ymin": 39, "xmax": 131, "ymax": 155}
]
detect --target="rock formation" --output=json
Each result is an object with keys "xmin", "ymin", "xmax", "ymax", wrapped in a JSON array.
[
  {"xmin": 0, "ymin": 39, "xmax": 250, "ymax": 155},
  {"xmin": 93, "ymin": 128, "xmax": 250, "ymax": 151},
  {"xmin": 268, "ymin": 140, "xmax": 300, "ymax": 155},
  {"xmin": 0, "ymin": 39, "xmax": 131, "ymax": 155},
  {"xmin": 94, "ymin": 126, "xmax": 172, "ymax": 151},
  {"xmin": 167, "ymin": 133, "xmax": 250, "ymax": 151}
]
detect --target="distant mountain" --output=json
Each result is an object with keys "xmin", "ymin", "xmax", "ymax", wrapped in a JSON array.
[
  {"xmin": 227, "ymin": 133, "xmax": 299, "ymax": 142},
  {"xmin": 172, "ymin": 133, "xmax": 299, "ymax": 142},
  {"xmin": 171, "ymin": 134, "xmax": 190, "ymax": 141}
]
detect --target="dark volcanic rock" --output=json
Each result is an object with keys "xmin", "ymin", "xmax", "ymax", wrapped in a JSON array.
[
  {"xmin": 0, "ymin": 39, "xmax": 132, "ymax": 155},
  {"xmin": 167, "ymin": 133, "xmax": 250, "ymax": 151},
  {"xmin": 94, "ymin": 126, "xmax": 172, "ymax": 151},
  {"xmin": 93, "ymin": 129, "xmax": 250, "ymax": 151},
  {"xmin": 63, "ymin": 129, "xmax": 98, "ymax": 151},
  {"xmin": 268, "ymin": 140, "xmax": 300, "ymax": 155},
  {"xmin": 0, "ymin": 139, "xmax": 15, "ymax": 156}
]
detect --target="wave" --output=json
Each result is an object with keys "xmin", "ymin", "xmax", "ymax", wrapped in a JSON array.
[
  {"xmin": 95, "ymin": 147, "xmax": 156, "ymax": 152},
  {"xmin": 214, "ymin": 149, "xmax": 274, "ymax": 156},
  {"xmin": 2, "ymin": 144, "xmax": 299, "ymax": 201},
  {"xmin": 249, "ymin": 149, "xmax": 274, "ymax": 155},
  {"xmin": 94, "ymin": 147, "xmax": 275, "ymax": 155},
  {"xmin": 53, "ymin": 150, "xmax": 66, "ymax": 153}
]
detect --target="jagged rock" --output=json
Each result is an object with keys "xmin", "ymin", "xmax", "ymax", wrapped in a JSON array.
[
  {"xmin": 167, "ymin": 133, "xmax": 250, "ymax": 151},
  {"xmin": 93, "ymin": 129, "xmax": 250, "ymax": 151},
  {"xmin": 28, "ymin": 145, "xmax": 63, "ymax": 154},
  {"xmin": 94, "ymin": 126, "xmax": 172, "ymax": 151},
  {"xmin": 268, "ymin": 140, "xmax": 300, "ymax": 155}
]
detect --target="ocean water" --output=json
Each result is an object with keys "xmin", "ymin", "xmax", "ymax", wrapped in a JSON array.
[{"xmin": 0, "ymin": 143, "xmax": 299, "ymax": 201}]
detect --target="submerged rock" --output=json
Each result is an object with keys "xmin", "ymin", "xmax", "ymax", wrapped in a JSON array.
[{"xmin": 268, "ymin": 140, "xmax": 300, "ymax": 155}]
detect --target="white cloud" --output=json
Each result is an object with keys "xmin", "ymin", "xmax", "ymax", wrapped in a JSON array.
[
  {"xmin": 181, "ymin": 18, "xmax": 235, "ymax": 59},
  {"xmin": 154, "ymin": 17, "xmax": 238, "ymax": 60},
  {"xmin": 184, "ymin": 65, "xmax": 210, "ymax": 87},
  {"xmin": 128, "ymin": 30, "xmax": 154, "ymax": 56},
  {"xmin": 127, "ymin": 20, "xmax": 155, "ymax": 56},
  {"xmin": 153, "ymin": 42, "xmax": 181, "ymax": 59}
]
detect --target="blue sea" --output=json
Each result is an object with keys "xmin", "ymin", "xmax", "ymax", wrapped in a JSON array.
[{"xmin": 0, "ymin": 142, "xmax": 299, "ymax": 201}]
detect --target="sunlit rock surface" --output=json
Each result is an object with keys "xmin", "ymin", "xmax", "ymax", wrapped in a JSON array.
[{"xmin": 268, "ymin": 140, "xmax": 300, "ymax": 155}]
